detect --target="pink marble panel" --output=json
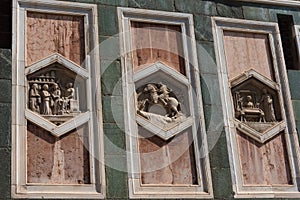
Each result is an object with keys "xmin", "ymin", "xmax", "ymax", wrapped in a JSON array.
[
  {"xmin": 131, "ymin": 22, "xmax": 185, "ymax": 74},
  {"xmin": 27, "ymin": 122, "xmax": 55, "ymax": 183},
  {"xmin": 138, "ymin": 127, "xmax": 197, "ymax": 185},
  {"xmin": 27, "ymin": 122, "xmax": 90, "ymax": 184},
  {"xmin": 237, "ymin": 131, "xmax": 292, "ymax": 185},
  {"xmin": 223, "ymin": 31, "xmax": 274, "ymax": 80},
  {"xmin": 26, "ymin": 12, "xmax": 85, "ymax": 66},
  {"xmin": 60, "ymin": 124, "xmax": 90, "ymax": 184}
]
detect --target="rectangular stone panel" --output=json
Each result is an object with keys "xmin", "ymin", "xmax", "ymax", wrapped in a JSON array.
[
  {"xmin": 26, "ymin": 12, "xmax": 85, "ymax": 66},
  {"xmin": 223, "ymin": 31, "xmax": 274, "ymax": 80},
  {"xmin": 27, "ymin": 122, "xmax": 55, "ymax": 183},
  {"xmin": 27, "ymin": 122, "xmax": 90, "ymax": 184},
  {"xmin": 237, "ymin": 131, "xmax": 292, "ymax": 185},
  {"xmin": 131, "ymin": 22, "xmax": 185, "ymax": 75},
  {"xmin": 138, "ymin": 126, "xmax": 197, "ymax": 185},
  {"xmin": 60, "ymin": 124, "xmax": 90, "ymax": 184}
]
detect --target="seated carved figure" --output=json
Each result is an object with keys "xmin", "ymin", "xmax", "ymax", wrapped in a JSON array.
[
  {"xmin": 236, "ymin": 94, "xmax": 265, "ymax": 122},
  {"xmin": 63, "ymin": 82, "xmax": 80, "ymax": 113}
]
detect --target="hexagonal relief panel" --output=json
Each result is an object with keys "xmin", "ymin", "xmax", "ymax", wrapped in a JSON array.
[
  {"xmin": 134, "ymin": 62, "xmax": 193, "ymax": 140},
  {"xmin": 230, "ymin": 69, "xmax": 286, "ymax": 143},
  {"xmin": 25, "ymin": 54, "xmax": 89, "ymax": 136}
]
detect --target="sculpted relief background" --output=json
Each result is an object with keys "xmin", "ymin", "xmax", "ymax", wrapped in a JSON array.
[
  {"xmin": 223, "ymin": 30, "xmax": 292, "ymax": 186},
  {"xmin": 131, "ymin": 22, "xmax": 198, "ymax": 185},
  {"xmin": 120, "ymin": 10, "xmax": 212, "ymax": 197},
  {"xmin": 25, "ymin": 12, "xmax": 90, "ymax": 185},
  {"xmin": 27, "ymin": 65, "xmax": 83, "ymax": 125}
]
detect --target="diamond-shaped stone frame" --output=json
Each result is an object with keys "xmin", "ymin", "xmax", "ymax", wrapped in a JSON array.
[
  {"xmin": 134, "ymin": 62, "xmax": 193, "ymax": 140},
  {"xmin": 230, "ymin": 69, "xmax": 286, "ymax": 143},
  {"xmin": 25, "ymin": 53, "xmax": 90, "ymax": 137}
]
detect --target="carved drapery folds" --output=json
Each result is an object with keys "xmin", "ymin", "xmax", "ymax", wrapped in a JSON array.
[
  {"xmin": 26, "ymin": 61, "xmax": 85, "ymax": 126},
  {"xmin": 28, "ymin": 69, "xmax": 81, "ymax": 125}
]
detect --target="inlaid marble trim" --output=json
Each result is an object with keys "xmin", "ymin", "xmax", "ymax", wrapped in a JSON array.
[
  {"xmin": 212, "ymin": 17, "xmax": 300, "ymax": 198},
  {"xmin": 12, "ymin": 0, "xmax": 105, "ymax": 198},
  {"xmin": 118, "ymin": 7, "xmax": 213, "ymax": 199}
]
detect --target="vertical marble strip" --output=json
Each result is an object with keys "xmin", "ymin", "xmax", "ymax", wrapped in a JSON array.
[{"xmin": 26, "ymin": 12, "xmax": 85, "ymax": 66}]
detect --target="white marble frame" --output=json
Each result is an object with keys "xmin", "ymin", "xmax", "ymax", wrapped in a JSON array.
[
  {"xmin": 212, "ymin": 17, "xmax": 300, "ymax": 198},
  {"xmin": 294, "ymin": 25, "xmax": 300, "ymax": 66},
  {"xmin": 12, "ymin": 0, "xmax": 105, "ymax": 198},
  {"xmin": 118, "ymin": 7, "xmax": 213, "ymax": 199}
]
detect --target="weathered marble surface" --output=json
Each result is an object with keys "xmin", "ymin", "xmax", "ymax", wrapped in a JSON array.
[
  {"xmin": 224, "ymin": 31, "xmax": 292, "ymax": 186},
  {"xmin": 27, "ymin": 122, "xmax": 90, "ymax": 184},
  {"xmin": 223, "ymin": 31, "xmax": 274, "ymax": 80},
  {"xmin": 237, "ymin": 131, "xmax": 291, "ymax": 185},
  {"xmin": 26, "ymin": 12, "xmax": 85, "ymax": 66},
  {"xmin": 138, "ymin": 127, "xmax": 197, "ymax": 185},
  {"xmin": 131, "ymin": 22, "xmax": 185, "ymax": 74}
]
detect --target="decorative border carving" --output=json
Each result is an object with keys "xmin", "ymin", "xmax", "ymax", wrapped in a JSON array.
[
  {"xmin": 12, "ymin": 0, "xmax": 105, "ymax": 198},
  {"xmin": 118, "ymin": 7, "xmax": 213, "ymax": 199},
  {"xmin": 212, "ymin": 17, "xmax": 300, "ymax": 198}
]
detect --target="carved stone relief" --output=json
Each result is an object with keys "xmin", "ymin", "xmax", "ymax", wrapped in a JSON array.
[
  {"xmin": 233, "ymin": 89, "xmax": 278, "ymax": 123},
  {"xmin": 136, "ymin": 83, "xmax": 185, "ymax": 129},
  {"xmin": 27, "ymin": 64, "xmax": 84, "ymax": 125},
  {"xmin": 213, "ymin": 18, "xmax": 300, "ymax": 196},
  {"xmin": 13, "ymin": 2, "xmax": 103, "ymax": 197},
  {"xmin": 230, "ymin": 70, "xmax": 285, "ymax": 143},
  {"xmin": 120, "ymin": 8, "xmax": 212, "ymax": 198}
]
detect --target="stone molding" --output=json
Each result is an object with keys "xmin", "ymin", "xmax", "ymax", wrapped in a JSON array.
[
  {"xmin": 118, "ymin": 7, "xmax": 213, "ymax": 199},
  {"xmin": 12, "ymin": 0, "xmax": 105, "ymax": 198},
  {"xmin": 212, "ymin": 16, "xmax": 300, "ymax": 198}
]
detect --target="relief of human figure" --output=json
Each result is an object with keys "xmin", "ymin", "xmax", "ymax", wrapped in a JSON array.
[
  {"xmin": 29, "ymin": 83, "xmax": 41, "ymax": 113},
  {"xmin": 41, "ymin": 84, "xmax": 52, "ymax": 115},
  {"xmin": 52, "ymin": 83, "xmax": 63, "ymax": 115},
  {"xmin": 158, "ymin": 83, "xmax": 170, "ymax": 106},
  {"xmin": 138, "ymin": 83, "xmax": 181, "ymax": 119},
  {"xmin": 261, "ymin": 89, "xmax": 276, "ymax": 122},
  {"xmin": 63, "ymin": 82, "xmax": 75, "ymax": 112},
  {"xmin": 243, "ymin": 95, "xmax": 254, "ymax": 108}
]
